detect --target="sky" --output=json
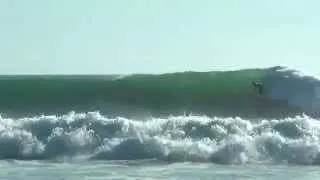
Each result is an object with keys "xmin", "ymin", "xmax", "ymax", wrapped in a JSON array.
[{"xmin": 1, "ymin": 0, "xmax": 320, "ymax": 75}]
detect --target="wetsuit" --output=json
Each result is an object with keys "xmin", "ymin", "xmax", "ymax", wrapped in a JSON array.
[{"xmin": 252, "ymin": 82, "xmax": 263, "ymax": 95}]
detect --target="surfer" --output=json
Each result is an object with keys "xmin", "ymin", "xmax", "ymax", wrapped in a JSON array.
[{"xmin": 252, "ymin": 81, "xmax": 263, "ymax": 95}]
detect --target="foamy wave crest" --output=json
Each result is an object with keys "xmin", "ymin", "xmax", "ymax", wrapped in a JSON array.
[{"xmin": 1, "ymin": 111, "xmax": 320, "ymax": 165}]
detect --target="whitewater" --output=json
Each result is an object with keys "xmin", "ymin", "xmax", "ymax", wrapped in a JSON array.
[
  {"xmin": 1, "ymin": 112, "xmax": 320, "ymax": 179},
  {"xmin": 1, "ymin": 66, "xmax": 320, "ymax": 179}
]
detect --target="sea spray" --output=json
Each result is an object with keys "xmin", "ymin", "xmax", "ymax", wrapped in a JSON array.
[{"xmin": 1, "ymin": 111, "xmax": 320, "ymax": 165}]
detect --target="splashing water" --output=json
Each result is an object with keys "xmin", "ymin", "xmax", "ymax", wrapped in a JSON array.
[{"xmin": 0, "ymin": 111, "xmax": 320, "ymax": 165}]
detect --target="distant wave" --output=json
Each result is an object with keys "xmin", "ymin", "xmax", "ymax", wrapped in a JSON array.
[
  {"xmin": 0, "ymin": 66, "xmax": 319, "ymax": 118},
  {"xmin": 1, "ymin": 111, "xmax": 320, "ymax": 165}
]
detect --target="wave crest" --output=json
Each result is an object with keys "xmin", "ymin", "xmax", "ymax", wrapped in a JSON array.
[
  {"xmin": 1, "ymin": 66, "xmax": 320, "ymax": 118},
  {"xmin": 1, "ymin": 111, "xmax": 320, "ymax": 165}
]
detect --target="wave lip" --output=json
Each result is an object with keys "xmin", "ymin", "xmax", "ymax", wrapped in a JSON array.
[
  {"xmin": 1, "ymin": 111, "xmax": 320, "ymax": 165},
  {"xmin": 1, "ymin": 66, "xmax": 319, "ymax": 118}
]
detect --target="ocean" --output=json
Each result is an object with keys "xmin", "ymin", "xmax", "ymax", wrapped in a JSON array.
[
  {"xmin": 2, "ymin": 161, "xmax": 319, "ymax": 179},
  {"xmin": 1, "ymin": 66, "xmax": 320, "ymax": 179}
]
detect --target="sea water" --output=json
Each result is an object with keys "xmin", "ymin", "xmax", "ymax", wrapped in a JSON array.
[
  {"xmin": 0, "ymin": 112, "xmax": 320, "ymax": 179},
  {"xmin": 1, "ymin": 67, "xmax": 320, "ymax": 179},
  {"xmin": 1, "ymin": 160, "xmax": 319, "ymax": 180}
]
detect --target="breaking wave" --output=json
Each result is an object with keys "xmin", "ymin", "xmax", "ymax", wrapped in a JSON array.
[
  {"xmin": 1, "ymin": 66, "xmax": 320, "ymax": 118},
  {"xmin": 1, "ymin": 111, "xmax": 320, "ymax": 165}
]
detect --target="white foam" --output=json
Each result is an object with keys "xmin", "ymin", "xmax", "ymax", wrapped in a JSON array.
[{"xmin": 1, "ymin": 111, "xmax": 320, "ymax": 164}]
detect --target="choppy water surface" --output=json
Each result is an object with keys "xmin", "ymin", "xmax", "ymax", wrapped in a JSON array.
[{"xmin": 1, "ymin": 160, "xmax": 319, "ymax": 180}]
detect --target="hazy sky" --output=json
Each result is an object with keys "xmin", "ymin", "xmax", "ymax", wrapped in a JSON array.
[{"xmin": 1, "ymin": 0, "xmax": 320, "ymax": 75}]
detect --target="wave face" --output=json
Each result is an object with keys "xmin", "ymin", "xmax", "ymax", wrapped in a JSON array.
[
  {"xmin": 1, "ymin": 111, "xmax": 320, "ymax": 165},
  {"xmin": 0, "ymin": 66, "xmax": 319, "ymax": 118}
]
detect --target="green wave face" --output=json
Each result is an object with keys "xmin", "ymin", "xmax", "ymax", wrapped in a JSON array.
[
  {"xmin": 0, "ymin": 67, "xmax": 310, "ymax": 118},
  {"xmin": 122, "ymin": 69, "xmax": 265, "ymax": 98}
]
